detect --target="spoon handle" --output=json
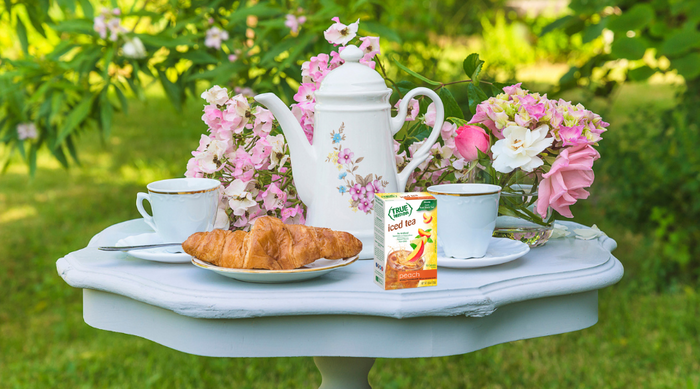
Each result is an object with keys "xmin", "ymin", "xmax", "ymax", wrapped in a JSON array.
[{"xmin": 98, "ymin": 243, "xmax": 183, "ymax": 251}]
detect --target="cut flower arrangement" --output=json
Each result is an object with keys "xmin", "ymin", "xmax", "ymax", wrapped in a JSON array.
[{"xmin": 185, "ymin": 17, "xmax": 608, "ymax": 237}]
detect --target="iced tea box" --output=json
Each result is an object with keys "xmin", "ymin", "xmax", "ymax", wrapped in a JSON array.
[{"xmin": 373, "ymin": 192, "xmax": 437, "ymax": 290}]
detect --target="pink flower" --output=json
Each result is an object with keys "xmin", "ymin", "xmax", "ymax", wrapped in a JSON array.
[
  {"xmin": 503, "ymin": 82, "xmax": 523, "ymax": 96},
  {"xmin": 184, "ymin": 158, "xmax": 203, "ymax": 178},
  {"xmin": 359, "ymin": 36, "xmax": 380, "ymax": 56},
  {"xmin": 293, "ymin": 83, "xmax": 316, "ymax": 104},
  {"xmin": 228, "ymin": 54, "xmax": 238, "ymax": 62},
  {"xmin": 454, "ymin": 125, "xmax": 490, "ymax": 162},
  {"xmin": 252, "ymin": 106, "xmax": 274, "ymax": 137},
  {"xmin": 423, "ymin": 103, "xmax": 437, "ymax": 127},
  {"xmin": 350, "ymin": 184, "xmax": 366, "ymax": 201},
  {"xmin": 329, "ymin": 51, "xmax": 344, "ymax": 69},
  {"xmin": 285, "ymin": 14, "xmax": 307, "ymax": 34},
  {"xmin": 536, "ymin": 145, "xmax": 600, "ymax": 218},
  {"xmin": 440, "ymin": 122, "xmax": 458, "ymax": 149},
  {"xmin": 323, "ymin": 17, "xmax": 360, "ymax": 46},
  {"xmin": 16, "ymin": 123, "xmax": 38, "ymax": 140},
  {"xmin": 308, "ymin": 54, "xmax": 330, "ymax": 83},
  {"xmin": 281, "ymin": 204, "xmax": 303, "ymax": 222},
  {"xmin": 262, "ymin": 183, "xmax": 287, "ymax": 211},
  {"xmin": 205, "ymin": 27, "xmax": 229, "ymax": 50},
  {"xmin": 93, "ymin": 15, "xmax": 107, "ymax": 39},
  {"xmin": 357, "ymin": 198, "xmax": 373, "ymax": 213},
  {"xmin": 337, "ymin": 148, "xmax": 354, "ymax": 165},
  {"xmin": 359, "ymin": 54, "xmax": 376, "ymax": 69},
  {"xmin": 558, "ymin": 124, "xmax": 588, "ymax": 146},
  {"xmin": 524, "ymin": 102, "xmax": 546, "ymax": 121},
  {"xmin": 371, "ymin": 179, "xmax": 385, "ymax": 193},
  {"xmin": 394, "ymin": 98, "xmax": 420, "ymax": 121},
  {"xmin": 250, "ymin": 137, "xmax": 272, "ymax": 169},
  {"xmin": 291, "ymin": 103, "xmax": 315, "ymax": 144}
]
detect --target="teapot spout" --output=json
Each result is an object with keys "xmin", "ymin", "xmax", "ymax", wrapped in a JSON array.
[{"xmin": 254, "ymin": 93, "xmax": 316, "ymax": 206}]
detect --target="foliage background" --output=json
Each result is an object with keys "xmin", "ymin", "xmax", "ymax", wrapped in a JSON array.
[{"xmin": 1, "ymin": 0, "xmax": 699, "ymax": 387}]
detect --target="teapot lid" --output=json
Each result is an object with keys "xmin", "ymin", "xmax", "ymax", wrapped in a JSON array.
[{"xmin": 317, "ymin": 45, "xmax": 389, "ymax": 94}]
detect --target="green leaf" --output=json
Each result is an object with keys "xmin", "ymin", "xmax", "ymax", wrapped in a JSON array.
[
  {"xmin": 410, "ymin": 243, "xmax": 417, "ymax": 250},
  {"xmin": 581, "ymin": 17, "xmax": 608, "ymax": 44},
  {"xmin": 137, "ymin": 34, "xmax": 195, "ymax": 48},
  {"xmin": 395, "ymin": 80, "xmax": 417, "ymax": 96},
  {"xmin": 661, "ymin": 31, "xmax": 700, "ymax": 57},
  {"xmin": 427, "ymin": 237, "xmax": 433, "ymax": 243},
  {"xmin": 628, "ymin": 66, "xmax": 656, "ymax": 81},
  {"xmin": 101, "ymin": 47, "xmax": 114, "ymax": 80},
  {"xmin": 28, "ymin": 143, "xmax": 38, "ymax": 177},
  {"xmin": 78, "ymin": 0, "xmax": 94, "ymax": 19},
  {"xmin": 51, "ymin": 19, "xmax": 94, "ymax": 34},
  {"xmin": 114, "ymin": 85, "xmax": 128, "ymax": 114},
  {"xmin": 438, "ymin": 88, "xmax": 464, "ymax": 120},
  {"xmin": 611, "ymin": 37, "xmax": 647, "ymax": 60},
  {"xmin": 55, "ymin": 95, "xmax": 93, "ymax": 147},
  {"xmin": 608, "ymin": 4, "xmax": 655, "ymax": 32},
  {"xmin": 463, "ymin": 53, "xmax": 484, "ymax": 81},
  {"xmin": 448, "ymin": 117, "xmax": 468, "ymax": 126},
  {"xmin": 65, "ymin": 134, "xmax": 81, "ymax": 165},
  {"xmin": 158, "ymin": 70, "xmax": 182, "ymax": 110},
  {"xmin": 361, "ymin": 21, "xmax": 402, "ymax": 44},
  {"xmin": 25, "ymin": 5, "xmax": 47, "ymax": 37},
  {"xmin": 261, "ymin": 38, "xmax": 299, "ymax": 66},
  {"xmin": 391, "ymin": 55, "xmax": 441, "ymax": 86},
  {"xmin": 15, "ymin": 16, "xmax": 29, "ymax": 55},
  {"xmin": 229, "ymin": 3, "xmax": 281, "ymax": 24},
  {"xmin": 99, "ymin": 90, "xmax": 113, "ymax": 138},
  {"xmin": 671, "ymin": 53, "xmax": 700, "ymax": 80},
  {"xmin": 539, "ymin": 15, "xmax": 574, "ymax": 37},
  {"xmin": 467, "ymin": 83, "xmax": 488, "ymax": 115},
  {"xmin": 181, "ymin": 50, "xmax": 219, "ymax": 65}
]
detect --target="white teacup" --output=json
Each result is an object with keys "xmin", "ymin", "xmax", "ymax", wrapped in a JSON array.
[
  {"xmin": 136, "ymin": 178, "xmax": 221, "ymax": 243},
  {"xmin": 427, "ymin": 183, "xmax": 502, "ymax": 259}
]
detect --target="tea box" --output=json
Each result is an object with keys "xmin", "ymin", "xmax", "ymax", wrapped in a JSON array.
[{"xmin": 373, "ymin": 192, "xmax": 437, "ymax": 290}]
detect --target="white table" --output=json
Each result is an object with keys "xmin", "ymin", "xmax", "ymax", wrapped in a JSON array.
[{"xmin": 56, "ymin": 219, "xmax": 623, "ymax": 388}]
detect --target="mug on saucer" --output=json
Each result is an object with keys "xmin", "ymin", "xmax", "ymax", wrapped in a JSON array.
[
  {"xmin": 427, "ymin": 183, "xmax": 501, "ymax": 259},
  {"xmin": 136, "ymin": 178, "xmax": 221, "ymax": 243}
]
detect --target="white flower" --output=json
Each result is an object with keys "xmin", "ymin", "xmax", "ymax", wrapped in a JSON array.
[
  {"xmin": 17, "ymin": 123, "xmax": 38, "ymax": 140},
  {"xmin": 201, "ymin": 86, "xmax": 229, "ymax": 106},
  {"xmin": 122, "ymin": 36, "xmax": 147, "ymax": 59},
  {"xmin": 573, "ymin": 224, "xmax": 605, "ymax": 240},
  {"xmin": 323, "ymin": 17, "xmax": 359, "ymax": 46},
  {"xmin": 550, "ymin": 222, "xmax": 570, "ymax": 239},
  {"xmin": 213, "ymin": 206, "xmax": 230, "ymax": 230},
  {"xmin": 491, "ymin": 125, "xmax": 554, "ymax": 173},
  {"xmin": 194, "ymin": 139, "xmax": 228, "ymax": 173},
  {"xmin": 224, "ymin": 179, "xmax": 259, "ymax": 216}
]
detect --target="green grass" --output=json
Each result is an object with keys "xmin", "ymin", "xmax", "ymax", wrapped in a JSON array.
[{"xmin": 1, "ymin": 87, "xmax": 699, "ymax": 388}]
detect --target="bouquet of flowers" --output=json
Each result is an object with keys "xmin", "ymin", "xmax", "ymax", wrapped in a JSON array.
[{"xmin": 185, "ymin": 17, "xmax": 608, "ymax": 236}]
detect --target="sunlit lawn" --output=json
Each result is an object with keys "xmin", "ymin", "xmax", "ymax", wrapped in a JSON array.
[{"xmin": 1, "ymin": 85, "xmax": 698, "ymax": 388}]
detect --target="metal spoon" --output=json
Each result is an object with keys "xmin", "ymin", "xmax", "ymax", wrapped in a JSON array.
[{"xmin": 98, "ymin": 243, "xmax": 183, "ymax": 252}]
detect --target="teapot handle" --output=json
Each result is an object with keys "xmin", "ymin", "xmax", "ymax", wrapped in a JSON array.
[{"xmin": 391, "ymin": 87, "xmax": 445, "ymax": 192}]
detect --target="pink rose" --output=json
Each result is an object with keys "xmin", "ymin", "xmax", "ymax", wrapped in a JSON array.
[
  {"xmin": 454, "ymin": 125, "xmax": 490, "ymax": 162},
  {"xmin": 536, "ymin": 144, "xmax": 600, "ymax": 218}
]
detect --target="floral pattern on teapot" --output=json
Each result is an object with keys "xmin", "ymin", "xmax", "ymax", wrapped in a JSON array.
[{"xmin": 325, "ymin": 123, "xmax": 388, "ymax": 214}]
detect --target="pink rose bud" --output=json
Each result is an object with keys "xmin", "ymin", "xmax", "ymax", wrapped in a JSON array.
[{"xmin": 454, "ymin": 125, "xmax": 490, "ymax": 162}]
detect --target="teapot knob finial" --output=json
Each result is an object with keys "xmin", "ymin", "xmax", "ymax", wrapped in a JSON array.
[{"xmin": 340, "ymin": 45, "xmax": 364, "ymax": 63}]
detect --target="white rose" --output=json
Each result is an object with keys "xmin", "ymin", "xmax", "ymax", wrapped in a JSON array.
[
  {"xmin": 491, "ymin": 125, "xmax": 554, "ymax": 173},
  {"xmin": 201, "ymin": 85, "xmax": 229, "ymax": 106}
]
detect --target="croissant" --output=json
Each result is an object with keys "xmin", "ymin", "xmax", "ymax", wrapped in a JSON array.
[{"xmin": 182, "ymin": 216, "xmax": 363, "ymax": 270}]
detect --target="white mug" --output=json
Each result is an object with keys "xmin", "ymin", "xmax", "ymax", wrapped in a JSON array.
[
  {"xmin": 427, "ymin": 183, "xmax": 501, "ymax": 259},
  {"xmin": 136, "ymin": 178, "xmax": 221, "ymax": 243}
]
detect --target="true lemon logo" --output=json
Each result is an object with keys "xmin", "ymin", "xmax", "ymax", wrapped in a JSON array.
[{"xmin": 388, "ymin": 203, "xmax": 413, "ymax": 221}]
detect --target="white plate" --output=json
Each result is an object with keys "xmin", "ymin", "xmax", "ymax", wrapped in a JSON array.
[
  {"xmin": 437, "ymin": 237, "xmax": 529, "ymax": 269},
  {"xmin": 115, "ymin": 233, "xmax": 191, "ymax": 264},
  {"xmin": 191, "ymin": 255, "xmax": 359, "ymax": 283}
]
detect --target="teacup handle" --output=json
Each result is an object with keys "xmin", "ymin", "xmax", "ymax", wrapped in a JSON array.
[
  {"xmin": 391, "ymin": 87, "xmax": 445, "ymax": 192},
  {"xmin": 136, "ymin": 192, "xmax": 157, "ymax": 231}
]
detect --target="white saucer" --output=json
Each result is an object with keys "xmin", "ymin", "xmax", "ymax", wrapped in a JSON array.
[
  {"xmin": 437, "ymin": 237, "xmax": 529, "ymax": 269},
  {"xmin": 115, "ymin": 233, "xmax": 191, "ymax": 264},
  {"xmin": 191, "ymin": 255, "xmax": 359, "ymax": 283}
]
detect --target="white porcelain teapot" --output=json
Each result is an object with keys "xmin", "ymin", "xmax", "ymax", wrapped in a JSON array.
[{"xmin": 255, "ymin": 45, "xmax": 445, "ymax": 258}]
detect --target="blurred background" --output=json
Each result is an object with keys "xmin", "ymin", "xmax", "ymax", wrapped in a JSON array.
[{"xmin": 0, "ymin": 0, "xmax": 698, "ymax": 387}]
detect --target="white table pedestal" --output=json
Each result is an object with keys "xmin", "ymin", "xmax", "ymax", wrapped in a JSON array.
[
  {"xmin": 58, "ymin": 219, "xmax": 623, "ymax": 388},
  {"xmin": 314, "ymin": 357, "xmax": 375, "ymax": 389}
]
